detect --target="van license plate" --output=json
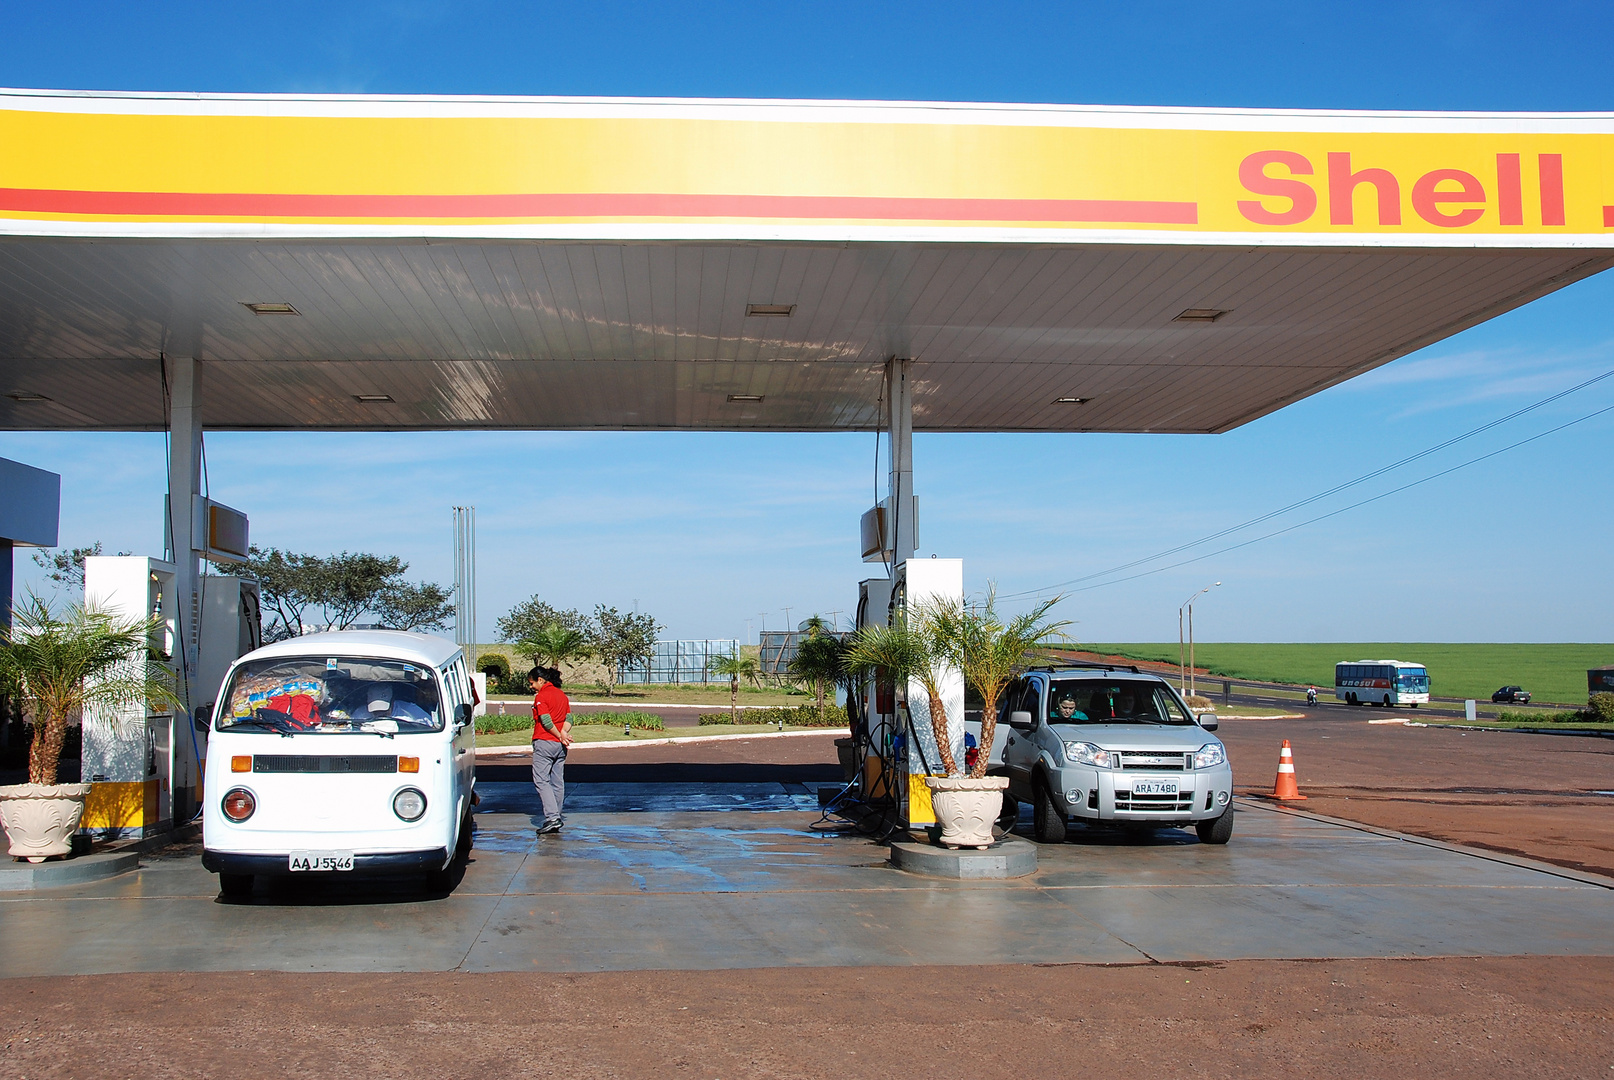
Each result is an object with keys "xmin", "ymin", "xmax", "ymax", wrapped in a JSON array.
[
  {"xmin": 288, "ymin": 850, "xmax": 355, "ymax": 872},
  {"xmin": 1132, "ymin": 781, "xmax": 1179, "ymax": 796}
]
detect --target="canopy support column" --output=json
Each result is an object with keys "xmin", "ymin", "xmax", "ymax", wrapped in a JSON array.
[
  {"xmin": 164, "ymin": 356, "xmax": 203, "ymax": 720},
  {"xmin": 886, "ymin": 358, "xmax": 916, "ymax": 563}
]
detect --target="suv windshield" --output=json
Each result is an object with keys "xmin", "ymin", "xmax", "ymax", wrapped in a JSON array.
[
  {"xmin": 1046, "ymin": 679, "xmax": 1194, "ymax": 725},
  {"xmin": 218, "ymin": 656, "xmax": 444, "ymax": 734}
]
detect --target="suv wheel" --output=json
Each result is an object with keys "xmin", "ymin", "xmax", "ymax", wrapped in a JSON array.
[
  {"xmin": 1195, "ymin": 807, "xmax": 1234, "ymax": 845},
  {"xmin": 1032, "ymin": 779, "xmax": 1067, "ymax": 844}
]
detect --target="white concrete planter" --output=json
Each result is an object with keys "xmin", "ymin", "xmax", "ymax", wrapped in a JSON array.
[
  {"xmin": 0, "ymin": 784, "xmax": 91, "ymax": 862},
  {"xmin": 925, "ymin": 775, "xmax": 1009, "ymax": 850}
]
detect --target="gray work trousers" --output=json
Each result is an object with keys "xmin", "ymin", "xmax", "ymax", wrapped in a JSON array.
[{"xmin": 531, "ymin": 739, "xmax": 567, "ymax": 820}]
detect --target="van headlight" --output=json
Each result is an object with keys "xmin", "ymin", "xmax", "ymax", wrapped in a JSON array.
[
  {"xmin": 1063, "ymin": 741, "xmax": 1115, "ymax": 768},
  {"xmin": 392, "ymin": 788, "xmax": 427, "ymax": 821},
  {"xmin": 221, "ymin": 787, "xmax": 256, "ymax": 822},
  {"xmin": 1193, "ymin": 743, "xmax": 1227, "ymax": 769}
]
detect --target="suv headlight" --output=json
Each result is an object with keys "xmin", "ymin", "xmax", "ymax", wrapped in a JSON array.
[
  {"xmin": 1193, "ymin": 743, "xmax": 1227, "ymax": 770},
  {"xmin": 1063, "ymin": 741, "xmax": 1116, "ymax": 768}
]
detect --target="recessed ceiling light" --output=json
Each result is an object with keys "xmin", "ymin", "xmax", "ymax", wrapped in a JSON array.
[
  {"xmin": 745, "ymin": 304, "xmax": 795, "ymax": 317},
  {"xmin": 1174, "ymin": 308, "xmax": 1229, "ymax": 323},
  {"xmin": 242, "ymin": 302, "xmax": 300, "ymax": 315},
  {"xmin": 353, "ymin": 394, "xmax": 393, "ymax": 403},
  {"xmin": 727, "ymin": 394, "xmax": 764, "ymax": 403},
  {"xmin": 1053, "ymin": 396, "xmax": 1090, "ymax": 404},
  {"xmin": 7, "ymin": 391, "xmax": 50, "ymax": 402}
]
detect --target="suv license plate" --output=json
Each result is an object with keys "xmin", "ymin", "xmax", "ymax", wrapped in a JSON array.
[
  {"xmin": 1132, "ymin": 781, "xmax": 1179, "ymax": 796},
  {"xmin": 289, "ymin": 850, "xmax": 355, "ymax": 872}
]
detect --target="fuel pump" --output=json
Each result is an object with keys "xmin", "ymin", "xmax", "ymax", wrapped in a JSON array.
[{"xmin": 81, "ymin": 557, "xmax": 260, "ymax": 838}]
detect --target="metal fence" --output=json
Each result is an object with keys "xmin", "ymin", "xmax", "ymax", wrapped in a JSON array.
[
  {"xmin": 619, "ymin": 639, "xmax": 743, "ymax": 684},
  {"xmin": 758, "ymin": 630, "xmax": 851, "ymax": 676}
]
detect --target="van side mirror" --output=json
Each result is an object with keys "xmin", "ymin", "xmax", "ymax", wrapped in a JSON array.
[
  {"xmin": 1197, "ymin": 712, "xmax": 1219, "ymax": 731},
  {"xmin": 193, "ymin": 703, "xmax": 213, "ymax": 732},
  {"xmin": 1008, "ymin": 710, "xmax": 1034, "ymax": 731},
  {"xmin": 455, "ymin": 703, "xmax": 474, "ymax": 728}
]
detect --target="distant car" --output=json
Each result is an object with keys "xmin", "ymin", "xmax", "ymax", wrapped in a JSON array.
[{"xmin": 1491, "ymin": 686, "xmax": 1531, "ymax": 704}]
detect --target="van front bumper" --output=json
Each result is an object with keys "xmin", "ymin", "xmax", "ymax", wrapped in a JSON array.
[{"xmin": 202, "ymin": 848, "xmax": 449, "ymax": 876}]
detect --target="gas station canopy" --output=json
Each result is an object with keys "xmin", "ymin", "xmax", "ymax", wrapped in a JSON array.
[{"xmin": 1, "ymin": 90, "xmax": 1612, "ymax": 434}]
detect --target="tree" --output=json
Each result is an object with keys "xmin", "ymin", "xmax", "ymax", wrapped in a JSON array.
[
  {"xmin": 589, "ymin": 605, "xmax": 661, "ymax": 697},
  {"xmin": 0, "ymin": 595, "xmax": 181, "ymax": 785},
  {"xmin": 496, "ymin": 596, "xmax": 592, "ymax": 645},
  {"xmin": 520, "ymin": 624, "xmax": 594, "ymax": 671},
  {"xmin": 708, "ymin": 650, "xmax": 762, "ymax": 723},
  {"xmin": 313, "ymin": 552, "xmax": 405, "ymax": 630},
  {"xmin": 248, "ymin": 546, "xmax": 451, "ymax": 640},
  {"xmin": 843, "ymin": 617, "xmax": 959, "ymax": 776},
  {"xmin": 788, "ymin": 618, "xmax": 845, "ymax": 722},
  {"xmin": 31, "ymin": 542, "xmax": 131, "ymax": 592},
  {"xmin": 375, "ymin": 580, "xmax": 455, "ymax": 633},
  {"xmin": 246, "ymin": 546, "xmax": 324, "ymax": 641},
  {"xmin": 923, "ymin": 588, "xmax": 1071, "ymax": 779}
]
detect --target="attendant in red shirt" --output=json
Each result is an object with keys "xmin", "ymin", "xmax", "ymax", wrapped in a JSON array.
[{"xmin": 529, "ymin": 666, "xmax": 573, "ymax": 834}]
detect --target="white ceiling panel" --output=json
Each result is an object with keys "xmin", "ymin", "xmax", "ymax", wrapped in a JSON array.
[{"xmin": 0, "ymin": 238, "xmax": 1608, "ymax": 433}]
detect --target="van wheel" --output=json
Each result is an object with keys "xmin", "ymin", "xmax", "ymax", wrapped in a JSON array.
[
  {"xmin": 996, "ymin": 793, "xmax": 1019, "ymax": 832},
  {"xmin": 1196, "ymin": 807, "xmax": 1234, "ymax": 845},
  {"xmin": 425, "ymin": 864, "xmax": 455, "ymax": 892},
  {"xmin": 455, "ymin": 808, "xmax": 475, "ymax": 858},
  {"xmin": 218, "ymin": 873, "xmax": 253, "ymax": 898},
  {"xmin": 1032, "ymin": 779, "xmax": 1067, "ymax": 844}
]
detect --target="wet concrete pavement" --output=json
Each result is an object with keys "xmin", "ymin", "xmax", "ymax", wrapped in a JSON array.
[{"xmin": 2, "ymin": 773, "xmax": 1611, "ymax": 977}]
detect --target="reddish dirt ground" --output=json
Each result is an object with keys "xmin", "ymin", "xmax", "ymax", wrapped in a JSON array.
[
  {"xmin": 1217, "ymin": 717, "xmax": 1614, "ymax": 879},
  {"xmin": 2, "ymin": 957, "xmax": 1610, "ymax": 1079}
]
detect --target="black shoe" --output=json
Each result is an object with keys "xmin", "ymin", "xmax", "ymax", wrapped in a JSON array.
[{"xmin": 536, "ymin": 818, "xmax": 561, "ymax": 835}]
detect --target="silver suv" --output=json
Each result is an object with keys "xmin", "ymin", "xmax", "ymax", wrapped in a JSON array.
[{"xmin": 989, "ymin": 665, "xmax": 1235, "ymax": 844}]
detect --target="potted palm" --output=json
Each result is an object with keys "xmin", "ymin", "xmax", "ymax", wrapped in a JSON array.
[
  {"xmin": 848, "ymin": 591, "xmax": 1068, "ymax": 848},
  {"xmin": 0, "ymin": 596, "xmax": 178, "ymax": 861}
]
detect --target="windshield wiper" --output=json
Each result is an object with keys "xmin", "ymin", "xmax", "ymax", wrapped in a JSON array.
[{"xmin": 224, "ymin": 719, "xmax": 296, "ymax": 737}]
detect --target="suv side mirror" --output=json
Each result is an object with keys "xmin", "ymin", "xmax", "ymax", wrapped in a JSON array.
[
  {"xmin": 1196, "ymin": 711, "xmax": 1219, "ymax": 731},
  {"xmin": 193, "ymin": 703, "xmax": 213, "ymax": 733},
  {"xmin": 455, "ymin": 703, "xmax": 474, "ymax": 728},
  {"xmin": 1008, "ymin": 710, "xmax": 1034, "ymax": 731}
]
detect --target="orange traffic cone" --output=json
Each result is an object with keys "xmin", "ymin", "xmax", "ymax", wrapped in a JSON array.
[{"xmin": 1262, "ymin": 739, "xmax": 1307, "ymax": 800}]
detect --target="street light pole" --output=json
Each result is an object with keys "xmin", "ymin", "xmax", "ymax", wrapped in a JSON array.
[{"xmin": 1179, "ymin": 582, "xmax": 1220, "ymax": 699}]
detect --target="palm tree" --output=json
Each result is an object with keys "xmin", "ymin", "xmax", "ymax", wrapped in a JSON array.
[
  {"xmin": 518, "ymin": 623, "xmax": 593, "ymax": 676},
  {"xmin": 843, "ymin": 617, "xmax": 959, "ymax": 776},
  {"xmin": 923, "ymin": 588, "xmax": 1071, "ymax": 779},
  {"xmin": 788, "ymin": 629, "xmax": 845, "ymax": 723},
  {"xmin": 0, "ymin": 595, "xmax": 181, "ymax": 785},
  {"xmin": 707, "ymin": 650, "xmax": 761, "ymax": 723}
]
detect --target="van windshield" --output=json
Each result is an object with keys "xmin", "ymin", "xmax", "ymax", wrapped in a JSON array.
[
  {"xmin": 1046, "ymin": 680, "xmax": 1194, "ymax": 725},
  {"xmin": 218, "ymin": 656, "xmax": 444, "ymax": 734}
]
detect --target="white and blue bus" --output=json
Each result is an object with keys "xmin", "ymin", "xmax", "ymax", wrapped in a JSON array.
[{"xmin": 1335, "ymin": 660, "xmax": 1430, "ymax": 707}]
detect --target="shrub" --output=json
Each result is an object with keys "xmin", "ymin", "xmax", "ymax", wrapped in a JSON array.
[
  {"xmin": 476, "ymin": 652, "xmax": 512, "ymax": 680},
  {"xmin": 1588, "ymin": 693, "xmax": 1614, "ymax": 722},
  {"xmin": 572, "ymin": 710, "xmax": 664, "ymax": 731},
  {"xmin": 1497, "ymin": 709, "xmax": 1582, "ymax": 724},
  {"xmin": 1185, "ymin": 695, "xmax": 1214, "ymax": 711},
  {"xmin": 698, "ymin": 704, "xmax": 849, "ymax": 728},
  {"xmin": 474, "ymin": 713, "xmax": 533, "ymax": 736}
]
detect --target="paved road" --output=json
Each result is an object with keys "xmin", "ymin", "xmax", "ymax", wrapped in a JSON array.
[{"xmin": 2, "ymin": 785, "xmax": 1611, "ymax": 977}]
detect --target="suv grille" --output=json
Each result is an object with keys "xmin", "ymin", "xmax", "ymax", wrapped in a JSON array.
[
  {"xmin": 251, "ymin": 755, "xmax": 398, "ymax": 774},
  {"xmin": 1115, "ymin": 790, "xmax": 1196, "ymax": 813},
  {"xmin": 1117, "ymin": 751, "xmax": 1189, "ymax": 771}
]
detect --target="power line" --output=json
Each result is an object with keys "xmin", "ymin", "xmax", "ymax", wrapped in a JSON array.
[{"xmin": 1000, "ymin": 365, "xmax": 1614, "ymax": 602}]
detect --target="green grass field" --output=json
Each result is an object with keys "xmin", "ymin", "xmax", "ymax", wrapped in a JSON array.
[
  {"xmin": 476, "ymin": 723, "xmax": 831, "ymax": 747},
  {"xmin": 1084, "ymin": 643, "xmax": 1614, "ymax": 706}
]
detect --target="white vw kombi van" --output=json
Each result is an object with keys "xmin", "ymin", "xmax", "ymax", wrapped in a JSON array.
[{"xmin": 201, "ymin": 630, "xmax": 477, "ymax": 897}]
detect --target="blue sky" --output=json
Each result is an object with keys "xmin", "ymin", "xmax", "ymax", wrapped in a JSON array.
[{"xmin": 3, "ymin": 1, "xmax": 1614, "ymax": 644}]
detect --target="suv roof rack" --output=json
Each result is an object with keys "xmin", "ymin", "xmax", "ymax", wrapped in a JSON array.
[{"xmin": 1028, "ymin": 661, "xmax": 1144, "ymax": 675}]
